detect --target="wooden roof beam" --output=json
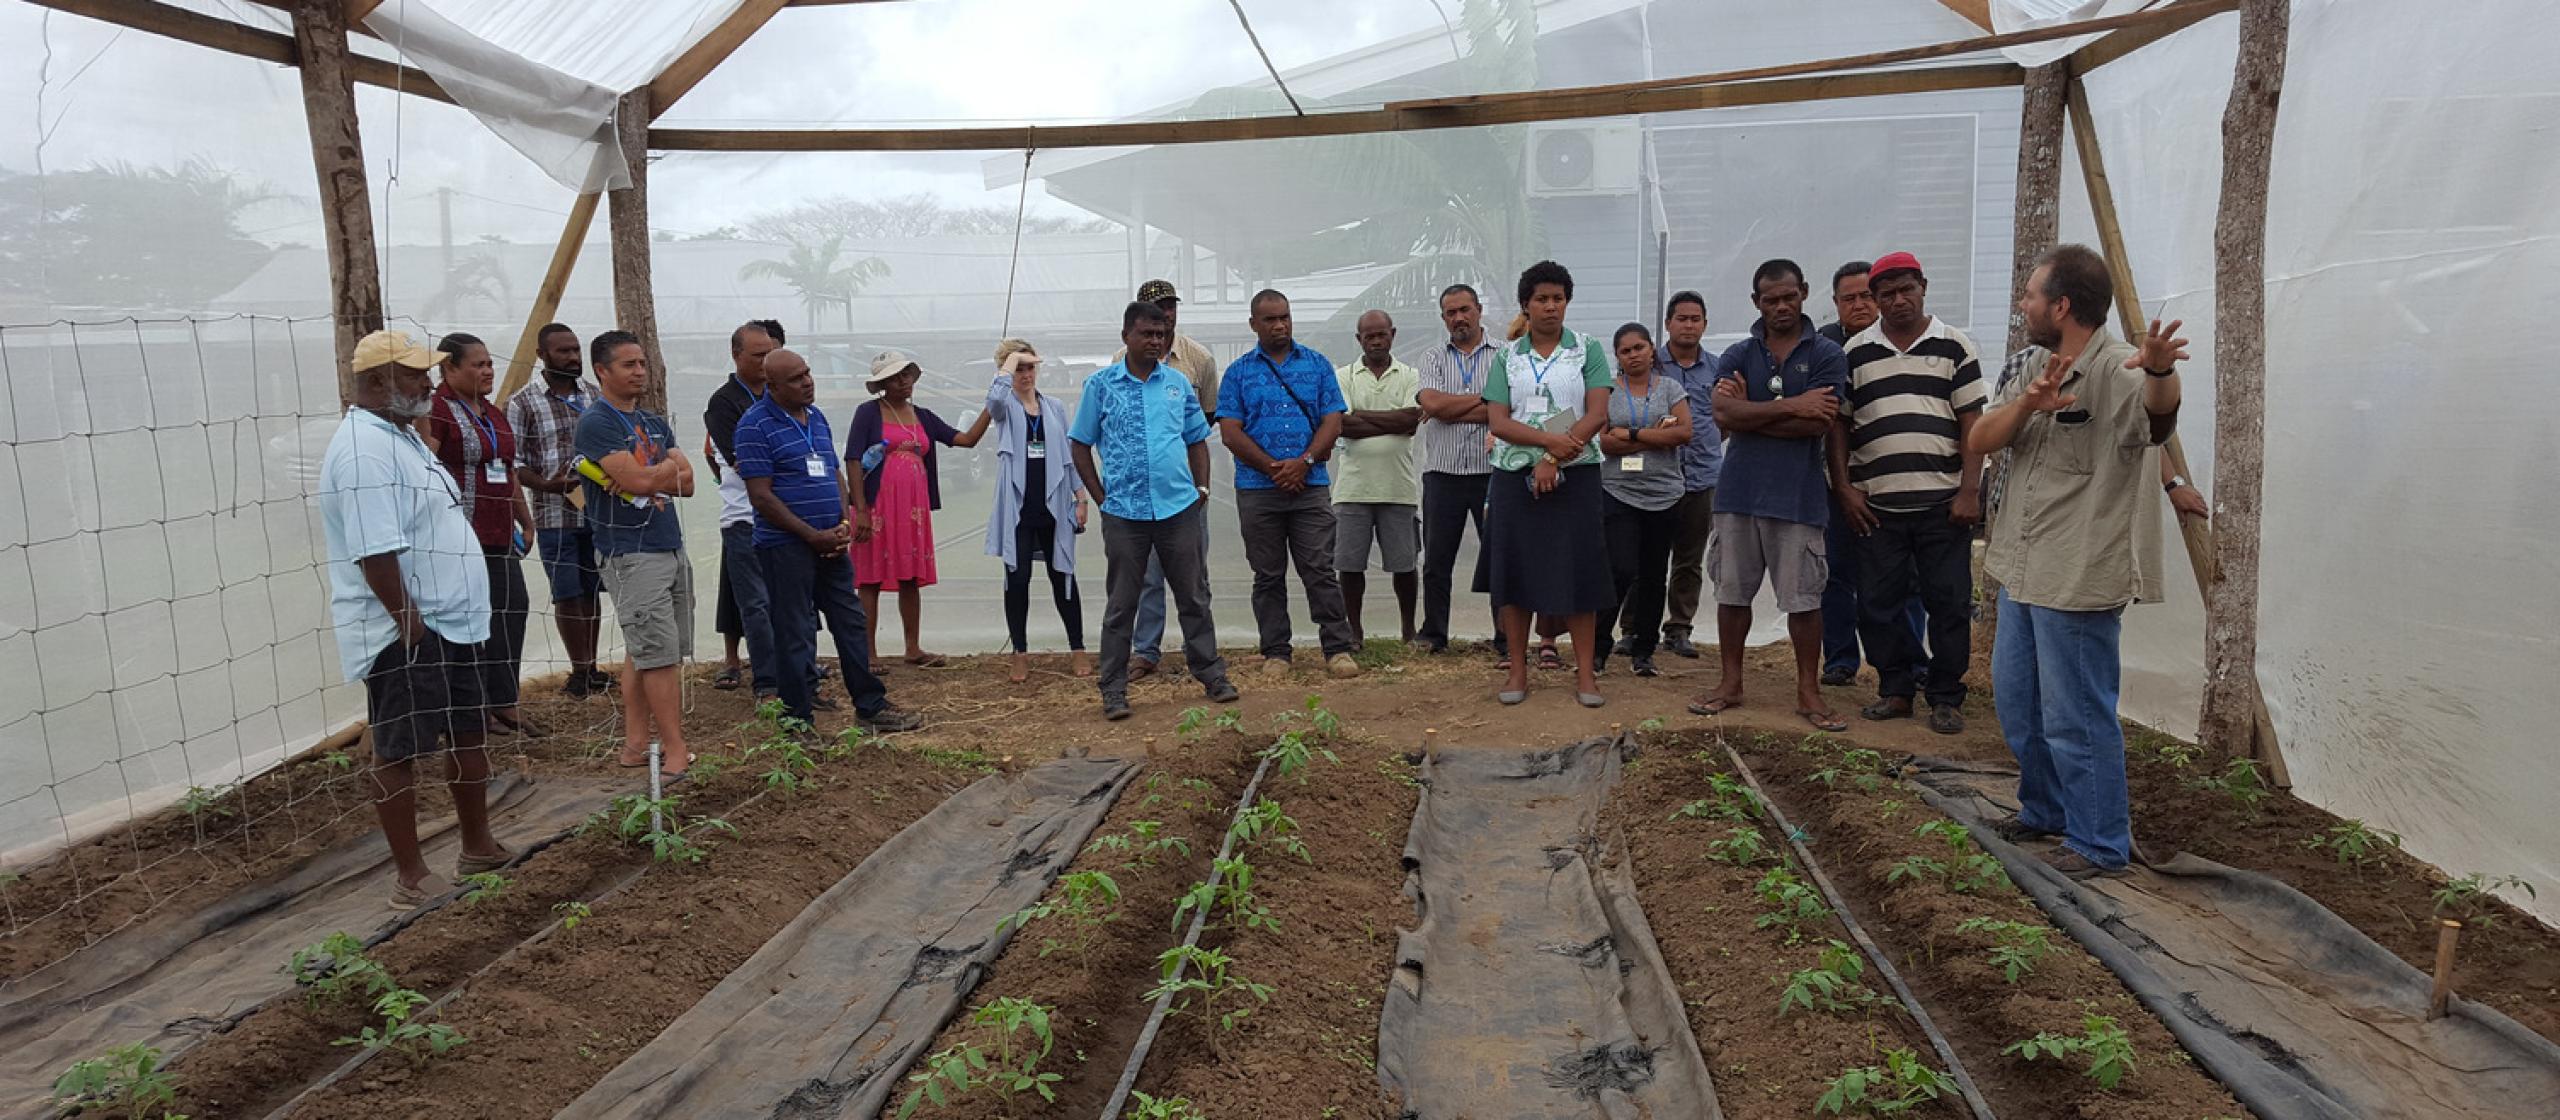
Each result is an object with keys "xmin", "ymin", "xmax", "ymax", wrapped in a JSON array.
[
  {"xmin": 646, "ymin": 0, "xmax": 790, "ymax": 119},
  {"xmin": 1934, "ymin": 0, "xmax": 1994, "ymax": 32},
  {"xmin": 2070, "ymin": 0, "xmax": 2240, "ymax": 74},
  {"xmin": 28, "ymin": 0, "xmax": 451, "ymax": 103}
]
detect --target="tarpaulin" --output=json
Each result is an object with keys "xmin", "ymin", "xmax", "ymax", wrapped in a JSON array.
[{"xmin": 1379, "ymin": 736, "xmax": 1721, "ymax": 1120}]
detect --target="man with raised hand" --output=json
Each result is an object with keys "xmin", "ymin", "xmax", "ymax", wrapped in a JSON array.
[
  {"xmin": 504, "ymin": 322, "xmax": 607, "ymax": 697},
  {"xmin": 1332, "ymin": 309, "xmax": 1424, "ymax": 646},
  {"xmin": 1655, "ymin": 290, "xmax": 1721, "ymax": 660},
  {"xmin": 1113, "ymin": 279, "xmax": 1222, "ymax": 682},
  {"xmin": 1413, "ymin": 284, "xmax": 1501, "ymax": 658},
  {"xmin": 735, "ymin": 348, "xmax": 922, "ymax": 735},
  {"xmin": 1832, "ymin": 251, "xmax": 1986, "ymax": 736},
  {"xmin": 1971, "ymin": 243, "xmax": 2184, "ymax": 881},
  {"xmin": 1220, "ymin": 289, "xmax": 1362, "ymax": 680},
  {"xmin": 1073, "ymin": 301, "xmax": 1238, "ymax": 721},
  {"xmin": 320, "ymin": 329, "xmax": 509, "ymax": 910},
  {"xmin": 1687, "ymin": 260, "xmax": 1851, "ymax": 733},
  {"xmin": 574, "ymin": 330, "xmax": 696, "ymax": 779}
]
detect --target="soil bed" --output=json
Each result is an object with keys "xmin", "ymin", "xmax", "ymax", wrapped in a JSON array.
[{"xmin": 1728, "ymin": 728, "xmax": 2245, "ymax": 1119}]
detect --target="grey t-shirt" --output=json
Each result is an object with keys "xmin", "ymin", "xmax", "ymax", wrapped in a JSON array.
[{"xmin": 1599, "ymin": 375, "xmax": 1688, "ymax": 511}]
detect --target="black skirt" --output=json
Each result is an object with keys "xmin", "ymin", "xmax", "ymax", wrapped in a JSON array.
[{"xmin": 1483, "ymin": 464, "xmax": 1617, "ymax": 616}]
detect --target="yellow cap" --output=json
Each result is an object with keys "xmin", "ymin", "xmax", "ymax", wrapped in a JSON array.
[{"xmin": 351, "ymin": 329, "xmax": 438, "ymax": 373}]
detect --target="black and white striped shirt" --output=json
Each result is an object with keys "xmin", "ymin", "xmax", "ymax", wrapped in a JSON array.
[{"xmin": 1842, "ymin": 317, "xmax": 1987, "ymax": 512}]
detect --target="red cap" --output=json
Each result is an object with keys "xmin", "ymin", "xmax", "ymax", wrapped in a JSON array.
[{"xmin": 1871, "ymin": 251, "xmax": 1924, "ymax": 279}]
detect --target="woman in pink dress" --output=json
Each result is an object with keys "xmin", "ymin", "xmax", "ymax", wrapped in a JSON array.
[{"xmin": 848, "ymin": 350, "xmax": 988, "ymax": 666}]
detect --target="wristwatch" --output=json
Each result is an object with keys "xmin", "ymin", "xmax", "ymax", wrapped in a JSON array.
[{"xmin": 2165, "ymin": 475, "xmax": 2188, "ymax": 493}]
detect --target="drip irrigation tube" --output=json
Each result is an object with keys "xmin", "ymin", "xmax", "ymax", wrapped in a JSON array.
[
  {"xmin": 1724, "ymin": 744, "xmax": 1998, "ymax": 1120},
  {"xmin": 1094, "ymin": 751, "xmax": 1279, "ymax": 1120}
]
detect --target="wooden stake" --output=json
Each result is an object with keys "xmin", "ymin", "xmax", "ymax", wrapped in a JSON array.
[
  {"xmin": 289, "ymin": 0, "xmax": 382, "ymax": 399},
  {"xmin": 2198, "ymin": 0, "xmax": 2287, "ymax": 774},
  {"xmin": 606, "ymin": 90, "xmax": 670, "ymax": 415},
  {"xmin": 2064, "ymin": 72, "xmax": 2290, "ymax": 787},
  {"xmin": 495, "ymin": 191, "xmax": 600, "ymax": 406},
  {"xmin": 2428, "ymin": 919, "xmax": 2462, "ymax": 1019}
]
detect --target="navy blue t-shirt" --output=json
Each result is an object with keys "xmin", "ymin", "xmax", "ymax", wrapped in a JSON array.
[
  {"xmin": 734, "ymin": 398, "xmax": 846, "ymax": 550},
  {"xmin": 573, "ymin": 401, "xmax": 685, "ymax": 556},
  {"xmin": 1711, "ymin": 322, "xmax": 1848, "ymax": 528}
]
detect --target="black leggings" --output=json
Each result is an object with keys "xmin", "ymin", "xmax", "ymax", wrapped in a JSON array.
[{"xmin": 1006, "ymin": 516, "xmax": 1084, "ymax": 653}]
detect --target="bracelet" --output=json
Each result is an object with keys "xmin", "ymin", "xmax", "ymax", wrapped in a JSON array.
[{"xmin": 2143, "ymin": 366, "xmax": 2177, "ymax": 379}]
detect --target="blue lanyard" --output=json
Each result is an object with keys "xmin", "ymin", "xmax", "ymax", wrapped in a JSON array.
[
  {"xmin": 592, "ymin": 397, "xmax": 655, "ymax": 461},
  {"xmin": 459, "ymin": 397, "xmax": 500, "ymax": 457},
  {"xmin": 1619, "ymin": 375, "xmax": 1654, "ymax": 429},
  {"xmin": 785, "ymin": 408, "xmax": 821, "ymax": 459},
  {"xmin": 1450, "ymin": 342, "xmax": 1490, "ymax": 391},
  {"xmin": 1523, "ymin": 338, "xmax": 1573, "ymax": 406}
]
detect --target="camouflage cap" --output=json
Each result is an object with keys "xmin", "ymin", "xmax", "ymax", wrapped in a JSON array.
[{"xmin": 1134, "ymin": 279, "xmax": 1181, "ymax": 305}]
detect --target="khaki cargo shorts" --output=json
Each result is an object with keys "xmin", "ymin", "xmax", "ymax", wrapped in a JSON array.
[
  {"xmin": 1707, "ymin": 512, "xmax": 1827, "ymax": 615},
  {"xmin": 601, "ymin": 548, "xmax": 695, "ymax": 670}
]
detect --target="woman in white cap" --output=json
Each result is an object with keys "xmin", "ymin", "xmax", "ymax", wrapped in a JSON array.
[
  {"xmin": 982, "ymin": 339, "xmax": 1089, "ymax": 683},
  {"xmin": 846, "ymin": 349, "xmax": 989, "ymax": 667}
]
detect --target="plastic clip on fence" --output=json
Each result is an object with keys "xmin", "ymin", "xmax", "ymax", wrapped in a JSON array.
[
  {"xmin": 1724, "ymin": 744, "xmax": 1998, "ymax": 1120},
  {"xmin": 1092, "ymin": 751, "xmax": 1280, "ymax": 1120}
]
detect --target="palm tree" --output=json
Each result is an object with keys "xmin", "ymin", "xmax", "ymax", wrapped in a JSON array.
[
  {"xmin": 736, "ymin": 234, "xmax": 891, "ymax": 332},
  {"xmin": 418, "ymin": 248, "xmax": 513, "ymax": 324}
]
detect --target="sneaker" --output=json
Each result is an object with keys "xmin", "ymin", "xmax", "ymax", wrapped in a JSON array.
[
  {"xmin": 1929, "ymin": 703, "xmax": 1966, "ymax": 735},
  {"xmin": 1203, "ymin": 679, "xmax": 1240, "ymax": 704},
  {"xmin": 1102, "ymin": 697, "xmax": 1132, "ymax": 721},
  {"xmin": 389, "ymin": 873, "xmax": 454, "ymax": 912},
  {"xmin": 1664, "ymin": 635, "xmax": 1700, "ymax": 659},
  {"xmin": 2038, "ymin": 846, "xmax": 2128, "ymax": 880},
  {"xmin": 1326, "ymin": 653, "xmax": 1363, "ymax": 679},
  {"xmin": 1631, "ymin": 656, "xmax": 1659, "ymax": 679},
  {"xmin": 1612, "ymin": 635, "xmax": 1637, "ymax": 657},
  {"xmin": 1819, "ymin": 666, "xmax": 1856, "ymax": 687},
  {"xmin": 860, "ymin": 706, "xmax": 925, "ymax": 733},
  {"xmin": 1987, "ymin": 814, "xmax": 2057, "ymax": 844},
  {"xmin": 1259, "ymin": 657, "xmax": 1292, "ymax": 678}
]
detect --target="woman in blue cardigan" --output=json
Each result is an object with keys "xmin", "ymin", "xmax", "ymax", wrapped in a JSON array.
[{"xmin": 983, "ymin": 339, "xmax": 1089, "ymax": 682}]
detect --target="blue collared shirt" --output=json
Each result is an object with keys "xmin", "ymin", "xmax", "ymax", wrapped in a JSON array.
[
  {"xmin": 734, "ymin": 398, "xmax": 845, "ymax": 550},
  {"xmin": 1661, "ymin": 347, "xmax": 1724, "ymax": 492},
  {"xmin": 318, "ymin": 408, "xmax": 492, "ymax": 681},
  {"xmin": 1070, "ymin": 358, "xmax": 1211, "ymax": 522},
  {"xmin": 1712, "ymin": 319, "xmax": 1849, "ymax": 527},
  {"xmin": 1217, "ymin": 343, "xmax": 1347, "ymax": 490}
]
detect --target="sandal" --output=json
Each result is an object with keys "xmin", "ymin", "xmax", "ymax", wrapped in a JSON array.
[
  {"xmin": 1537, "ymin": 644, "xmax": 1563, "ymax": 671},
  {"xmin": 456, "ymin": 844, "xmax": 516, "ymax": 877},
  {"xmin": 1687, "ymin": 696, "xmax": 1742, "ymax": 716},
  {"xmin": 904, "ymin": 652, "xmax": 949, "ymax": 668},
  {"xmin": 1798, "ymin": 709, "xmax": 1850, "ymax": 733},
  {"xmin": 712, "ymin": 666, "xmax": 742, "ymax": 690}
]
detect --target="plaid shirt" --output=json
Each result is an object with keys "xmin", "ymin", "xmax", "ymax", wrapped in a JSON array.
[{"xmin": 504, "ymin": 377, "xmax": 595, "ymax": 530}]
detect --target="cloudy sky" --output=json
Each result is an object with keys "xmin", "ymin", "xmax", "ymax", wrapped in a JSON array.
[{"xmin": 0, "ymin": 0, "xmax": 1463, "ymax": 247}]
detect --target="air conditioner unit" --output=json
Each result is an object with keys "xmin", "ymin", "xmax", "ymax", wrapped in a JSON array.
[{"xmin": 1525, "ymin": 122, "xmax": 1641, "ymax": 197}]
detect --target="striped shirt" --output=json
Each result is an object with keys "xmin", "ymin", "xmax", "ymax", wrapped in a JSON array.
[
  {"xmin": 1415, "ymin": 337, "xmax": 1498, "ymax": 476},
  {"xmin": 1841, "ymin": 317, "xmax": 1987, "ymax": 512}
]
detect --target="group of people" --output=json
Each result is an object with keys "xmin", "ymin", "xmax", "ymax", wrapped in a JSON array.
[{"xmin": 314, "ymin": 238, "xmax": 2186, "ymax": 906}]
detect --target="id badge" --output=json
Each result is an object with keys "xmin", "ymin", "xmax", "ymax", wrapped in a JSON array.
[
  {"xmin": 482, "ymin": 460, "xmax": 507, "ymax": 484},
  {"xmin": 1027, "ymin": 439, "xmax": 1047, "ymax": 460},
  {"xmin": 805, "ymin": 454, "xmax": 828, "ymax": 478},
  {"xmin": 1621, "ymin": 455, "xmax": 1644, "ymax": 472}
]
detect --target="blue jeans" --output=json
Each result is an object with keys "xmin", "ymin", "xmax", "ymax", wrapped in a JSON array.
[
  {"xmin": 1822, "ymin": 507, "xmax": 1924, "ymax": 677},
  {"xmin": 1133, "ymin": 501, "xmax": 1212, "ymax": 664},
  {"xmin": 1993, "ymin": 589, "xmax": 2130, "ymax": 868},
  {"xmin": 760, "ymin": 543, "xmax": 890, "ymax": 723},
  {"xmin": 719, "ymin": 521, "xmax": 781, "ymax": 694}
]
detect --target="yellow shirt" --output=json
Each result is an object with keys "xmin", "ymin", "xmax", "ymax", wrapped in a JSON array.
[{"xmin": 1331, "ymin": 358, "xmax": 1421, "ymax": 505}]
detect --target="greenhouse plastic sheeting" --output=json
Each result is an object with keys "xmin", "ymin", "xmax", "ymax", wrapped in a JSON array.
[
  {"xmin": 1909, "ymin": 758, "xmax": 2560, "ymax": 1120},
  {"xmin": 0, "ymin": 771, "xmax": 619, "ymax": 1117},
  {"xmin": 554, "ymin": 755, "xmax": 1135, "ymax": 1120},
  {"xmin": 2053, "ymin": 0, "xmax": 2560, "ymax": 923},
  {"xmin": 1379, "ymin": 736, "xmax": 1720, "ymax": 1120}
]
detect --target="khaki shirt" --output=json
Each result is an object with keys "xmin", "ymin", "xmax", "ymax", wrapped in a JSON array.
[
  {"xmin": 1114, "ymin": 334, "xmax": 1220, "ymax": 418},
  {"xmin": 1984, "ymin": 331, "xmax": 2170, "ymax": 611}
]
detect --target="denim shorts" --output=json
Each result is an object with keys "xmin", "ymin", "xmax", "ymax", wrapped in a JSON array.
[{"xmin": 535, "ymin": 527, "xmax": 601, "ymax": 603}]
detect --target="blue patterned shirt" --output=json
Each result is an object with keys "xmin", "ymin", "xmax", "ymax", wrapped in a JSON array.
[
  {"xmin": 1069, "ymin": 358, "xmax": 1211, "ymax": 522},
  {"xmin": 1218, "ymin": 343, "xmax": 1347, "ymax": 490}
]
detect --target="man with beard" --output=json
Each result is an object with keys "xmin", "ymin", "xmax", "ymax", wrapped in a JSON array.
[
  {"xmin": 321, "ymin": 330, "xmax": 511, "ymax": 908},
  {"xmin": 1970, "ymin": 243, "xmax": 2186, "ymax": 879},
  {"xmin": 504, "ymin": 323, "xmax": 607, "ymax": 696}
]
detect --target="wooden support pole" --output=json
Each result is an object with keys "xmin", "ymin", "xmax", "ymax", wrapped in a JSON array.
[
  {"xmin": 289, "ymin": 0, "xmax": 383, "ymax": 398},
  {"xmin": 2065, "ymin": 73, "xmax": 2290, "ymax": 787},
  {"xmin": 2199, "ymin": 0, "xmax": 2288, "ymax": 769},
  {"xmin": 607, "ymin": 91, "xmax": 670, "ymax": 415},
  {"xmin": 2428, "ymin": 919, "xmax": 2462, "ymax": 1019},
  {"xmin": 495, "ymin": 191, "xmax": 602, "ymax": 406},
  {"xmin": 2007, "ymin": 62, "xmax": 2069, "ymax": 356}
]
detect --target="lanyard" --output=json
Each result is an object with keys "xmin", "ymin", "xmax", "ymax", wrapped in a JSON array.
[
  {"xmin": 785, "ymin": 408, "xmax": 821, "ymax": 458},
  {"xmin": 458, "ymin": 397, "xmax": 500, "ymax": 458},
  {"xmin": 1619, "ymin": 375, "xmax": 1655, "ymax": 429},
  {"xmin": 592, "ymin": 397, "xmax": 658, "ymax": 462},
  {"xmin": 1449, "ymin": 342, "xmax": 1490, "ymax": 391},
  {"xmin": 1523, "ymin": 337, "xmax": 1573, "ymax": 412}
]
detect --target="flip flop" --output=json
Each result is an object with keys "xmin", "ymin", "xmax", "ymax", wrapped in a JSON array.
[
  {"xmin": 1538, "ymin": 645, "xmax": 1563, "ymax": 671},
  {"xmin": 904, "ymin": 652, "xmax": 949, "ymax": 668},
  {"xmin": 456, "ymin": 844, "xmax": 517, "ymax": 877},
  {"xmin": 1798, "ymin": 709, "xmax": 1850, "ymax": 733},
  {"xmin": 712, "ymin": 667, "xmax": 742, "ymax": 690},
  {"xmin": 1687, "ymin": 696, "xmax": 1742, "ymax": 716}
]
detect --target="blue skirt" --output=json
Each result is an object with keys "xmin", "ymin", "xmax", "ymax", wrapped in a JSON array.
[{"xmin": 1483, "ymin": 464, "xmax": 1616, "ymax": 616}]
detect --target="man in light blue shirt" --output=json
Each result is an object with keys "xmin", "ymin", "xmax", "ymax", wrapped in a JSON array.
[
  {"xmin": 319, "ymin": 330, "xmax": 510, "ymax": 911},
  {"xmin": 1070, "ymin": 301, "xmax": 1238, "ymax": 721}
]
